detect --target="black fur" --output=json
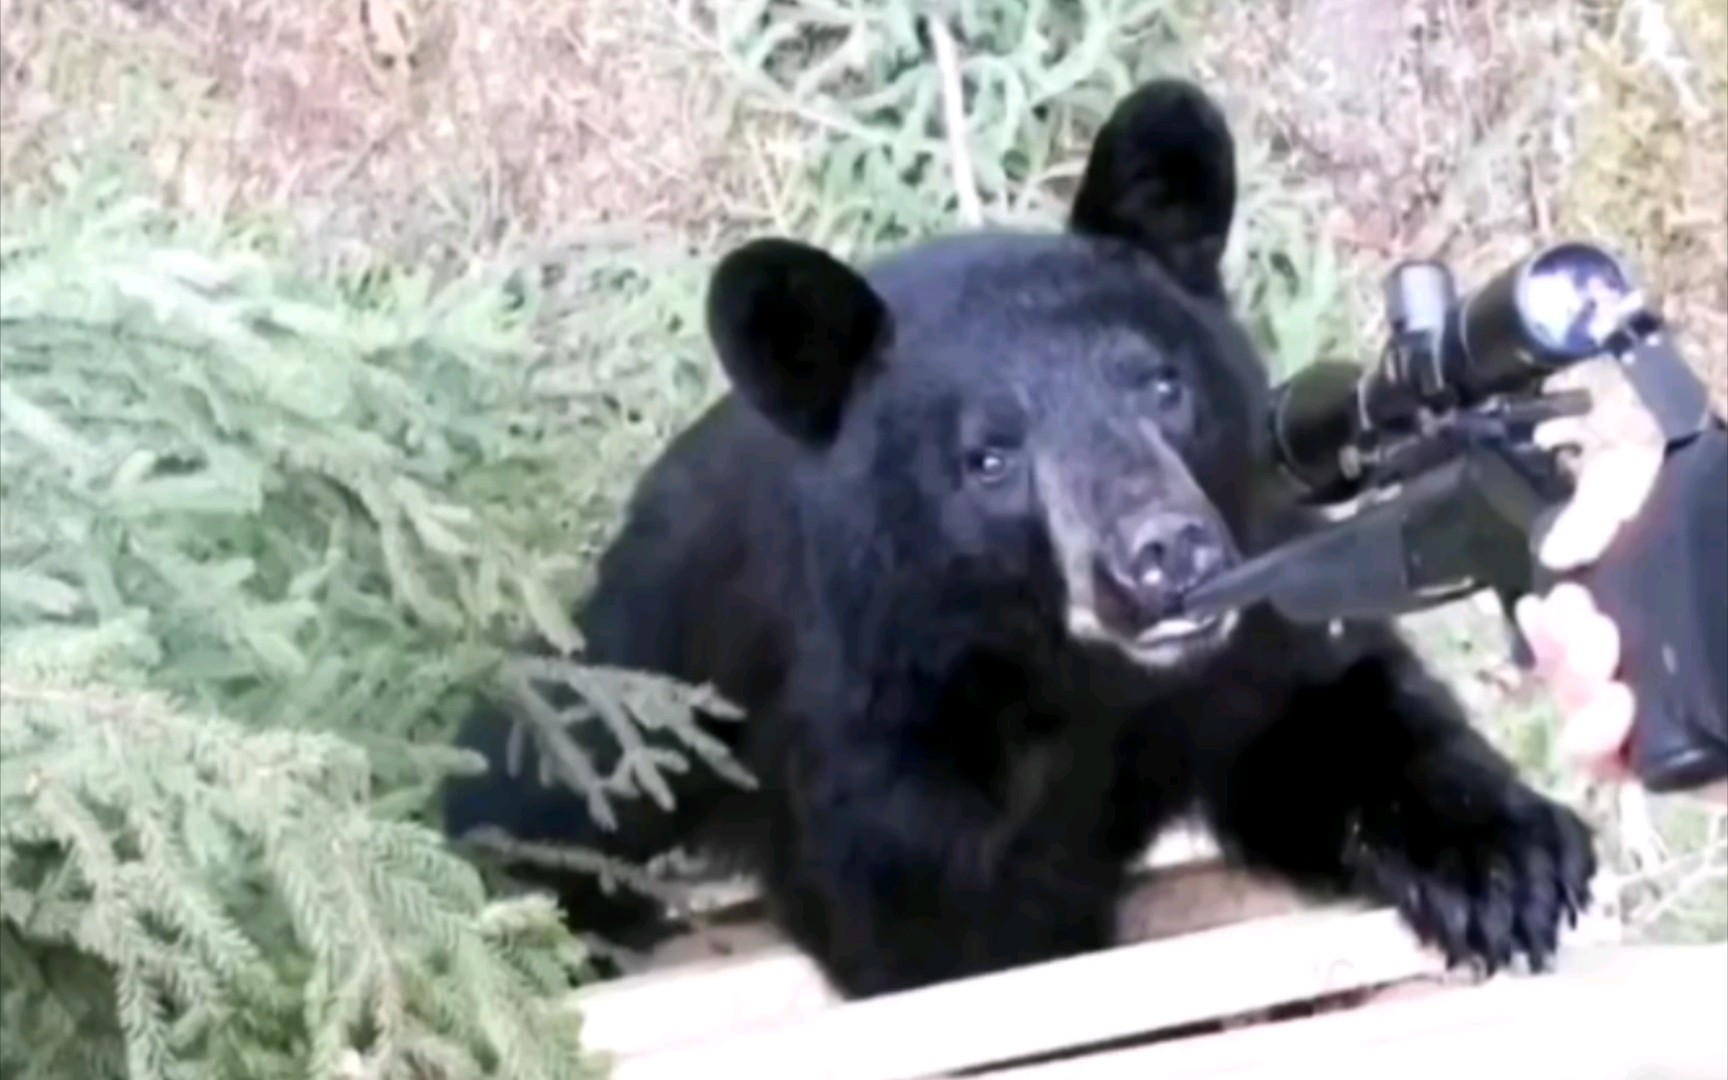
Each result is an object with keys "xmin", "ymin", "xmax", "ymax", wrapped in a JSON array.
[{"xmin": 441, "ymin": 79, "xmax": 1594, "ymax": 998}]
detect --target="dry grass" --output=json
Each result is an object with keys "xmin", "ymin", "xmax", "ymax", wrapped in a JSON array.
[
  {"xmin": 1567, "ymin": 0, "xmax": 1728, "ymax": 407},
  {"xmin": 1191, "ymin": 0, "xmax": 1724, "ymax": 417},
  {"xmin": 6, "ymin": 0, "xmax": 1717, "ymax": 376},
  {"xmin": 1, "ymin": 0, "xmax": 757, "ymax": 268}
]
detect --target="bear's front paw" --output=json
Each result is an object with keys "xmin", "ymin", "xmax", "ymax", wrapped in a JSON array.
[{"xmin": 1348, "ymin": 779, "xmax": 1596, "ymax": 974}]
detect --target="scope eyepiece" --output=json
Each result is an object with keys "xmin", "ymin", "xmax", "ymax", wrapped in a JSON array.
[{"xmin": 1451, "ymin": 241, "xmax": 1639, "ymax": 400}]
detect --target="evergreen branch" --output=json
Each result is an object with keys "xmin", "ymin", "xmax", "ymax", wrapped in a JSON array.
[
  {"xmin": 0, "ymin": 179, "xmax": 748, "ymax": 830},
  {"xmin": 0, "ymin": 678, "xmax": 605, "ymax": 1080}
]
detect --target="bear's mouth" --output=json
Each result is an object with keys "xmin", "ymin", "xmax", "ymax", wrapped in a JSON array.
[
  {"xmin": 1123, "ymin": 607, "xmax": 1238, "ymax": 665},
  {"xmin": 1065, "ymin": 602, "xmax": 1239, "ymax": 669},
  {"xmin": 1134, "ymin": 609, "xmax": 1233, "ymax": 647},
  {"xmin": 1082, "ymin": 554, "xmax": 1240, "ymax": 665}
]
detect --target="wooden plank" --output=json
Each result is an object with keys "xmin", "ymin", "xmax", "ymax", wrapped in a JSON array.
[
  {"xmin": 636, "ymin": 914, "xmax": 784, "ymax": 968},
  {"xmin": 581, "ymin": 859, "xmax": 1306, "ymax": 1061},
  {"xmin": 650, "ymin": 822, "xmax": 1221, "ymax": 948},
  {"xmin": 581, "ymin": 819, "xmax": 1618, "ymax": 1065},
  {"xmin": 1115, "ymin": 861, "xmax": 1304, "ymax": 942},
  {"xmin": 581, "ymin": 944, "xmax": 842, "ymax": 1060},
  {"xmin": 972, "ymin": 944, "xmax": 1728, "ymax": 1080},
  {"xmin": 636, "ymin": 850, "xmax": 1284, "ymax": 972},
  {"xmin": 596, "ymin": 907, "xmax": 1447, "ymax": 1080}
]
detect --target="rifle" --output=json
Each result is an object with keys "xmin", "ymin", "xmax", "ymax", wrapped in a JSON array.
[{"xmin": 1180, "ymin": 242, "xmax": 1728, "ymax": 793}]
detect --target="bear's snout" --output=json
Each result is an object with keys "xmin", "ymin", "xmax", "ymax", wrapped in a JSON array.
[{"xmin": 1093, "ymin": 511, "xmax": 1234, "ymax": 636}]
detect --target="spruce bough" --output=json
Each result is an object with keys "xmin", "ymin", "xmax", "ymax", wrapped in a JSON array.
[{"xmin": 0, "ymin": 178, "xmax": 732, "ymax": 1079}]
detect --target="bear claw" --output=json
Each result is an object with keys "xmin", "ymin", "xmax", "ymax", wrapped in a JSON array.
[{"xmin": 1352, "ymin": 787, "xmax": 1596, "ymax": 975}]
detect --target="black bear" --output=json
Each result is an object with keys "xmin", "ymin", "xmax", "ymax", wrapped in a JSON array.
[{"xmin": 442, "ymin": 78, "xmax": 1596, "ymax": 999}]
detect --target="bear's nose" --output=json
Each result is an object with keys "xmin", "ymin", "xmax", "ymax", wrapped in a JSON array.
[
  {"xmin": 1127, "ymin": 516, "xmax": 1224, "ymax": 596},
  {"xmin": 1095, "ymin": 513, "xmax": 1230, "ymax": 631}
]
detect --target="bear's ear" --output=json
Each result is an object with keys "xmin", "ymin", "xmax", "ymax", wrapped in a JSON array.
[
  {"xmin": 706, "ymin": 238, "xmax": 890, "ymax": 446},
  {"xmin": 1069, "ymin": 79, "xmax": 1237, "ymax": 298}
]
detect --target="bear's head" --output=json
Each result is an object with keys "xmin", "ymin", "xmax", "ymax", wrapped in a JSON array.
[{"xmin": 706, "ymin": 80, "xmax": 1272, "ymax": 675}]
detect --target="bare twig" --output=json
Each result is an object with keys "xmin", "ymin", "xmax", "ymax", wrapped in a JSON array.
[
  {"xmin": 1525, "ymin": 150, "xmax": 1553, "ymax": 239},
  {"xmin": 1631, "ymin": 863, "xmax": 1728, "ymax": 932},
  {"xmin": 1621, "ymin": 0, "xmax": 1710, "ymax": 121},
  {"xmin": 651, "ymin": 0, "xmax": 934, "ymax": 153},
  {"xmin": 925, "ymin": 15, "xmax": 982, "ymax": 228},
  {"xmin": 1600, "ymin": 842, "xmax": 1727, "ymax": 896},
  {"xmin": 1615, "ymin": 782, "xmax": 1670, "ymax": 870}
]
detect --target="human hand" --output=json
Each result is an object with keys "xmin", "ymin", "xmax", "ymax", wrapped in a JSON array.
[{"xmin": 1512, "ymin": 443, "xmax": 1728, "ymax": 805}]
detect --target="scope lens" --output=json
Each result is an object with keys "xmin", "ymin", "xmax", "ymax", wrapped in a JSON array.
[{"xmin": 1517, "ymin": 243, "xmax": 1636, "ymax": 360}]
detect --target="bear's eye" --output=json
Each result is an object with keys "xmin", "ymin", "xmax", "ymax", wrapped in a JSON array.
[
  {"xmin": 1147, "ymin": 365, "xmax": 1183, "ymax": 408},
  {"xmin": 964, "ymin": 446, "xmax": 1015, "ymax": 484}
]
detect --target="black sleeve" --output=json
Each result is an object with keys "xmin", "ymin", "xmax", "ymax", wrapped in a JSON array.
[{"xmin": 1585, "ymin": 421, "xmax": 1728, "ymax": 791}]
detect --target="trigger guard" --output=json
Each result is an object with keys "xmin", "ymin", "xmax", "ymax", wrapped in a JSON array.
[{"xmin": 1493, "ymin": 581, "xmax": 1541, "ymax": 672}]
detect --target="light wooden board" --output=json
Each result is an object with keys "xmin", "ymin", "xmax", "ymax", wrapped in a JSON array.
[
  {"xmin": 1114, "ymin": 858, "xmax": 1306, "ymax": 942},
  {"xmin": 628, "ymin": 815, "xmax": 1237, "ymax": 967},
  {"xmin": 593, "ymin": 907, "xmax": 1449, "ymax": 1080},
  {"xmin": 581, "ymin": 850, "xmax": 1307, "ymax": 1061},
  {"xmin": 579, "ymin": 821, "xmax": 1624, "ymax": 1075},
  {"xmin": 973, "ymin": 944, "xmax": 1728, "ymax": 1080}
]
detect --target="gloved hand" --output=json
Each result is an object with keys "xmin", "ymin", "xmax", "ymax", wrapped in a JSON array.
[{"xmin": 1514, "ymin": 442, "xmax": 1728, "ymax": 805}]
